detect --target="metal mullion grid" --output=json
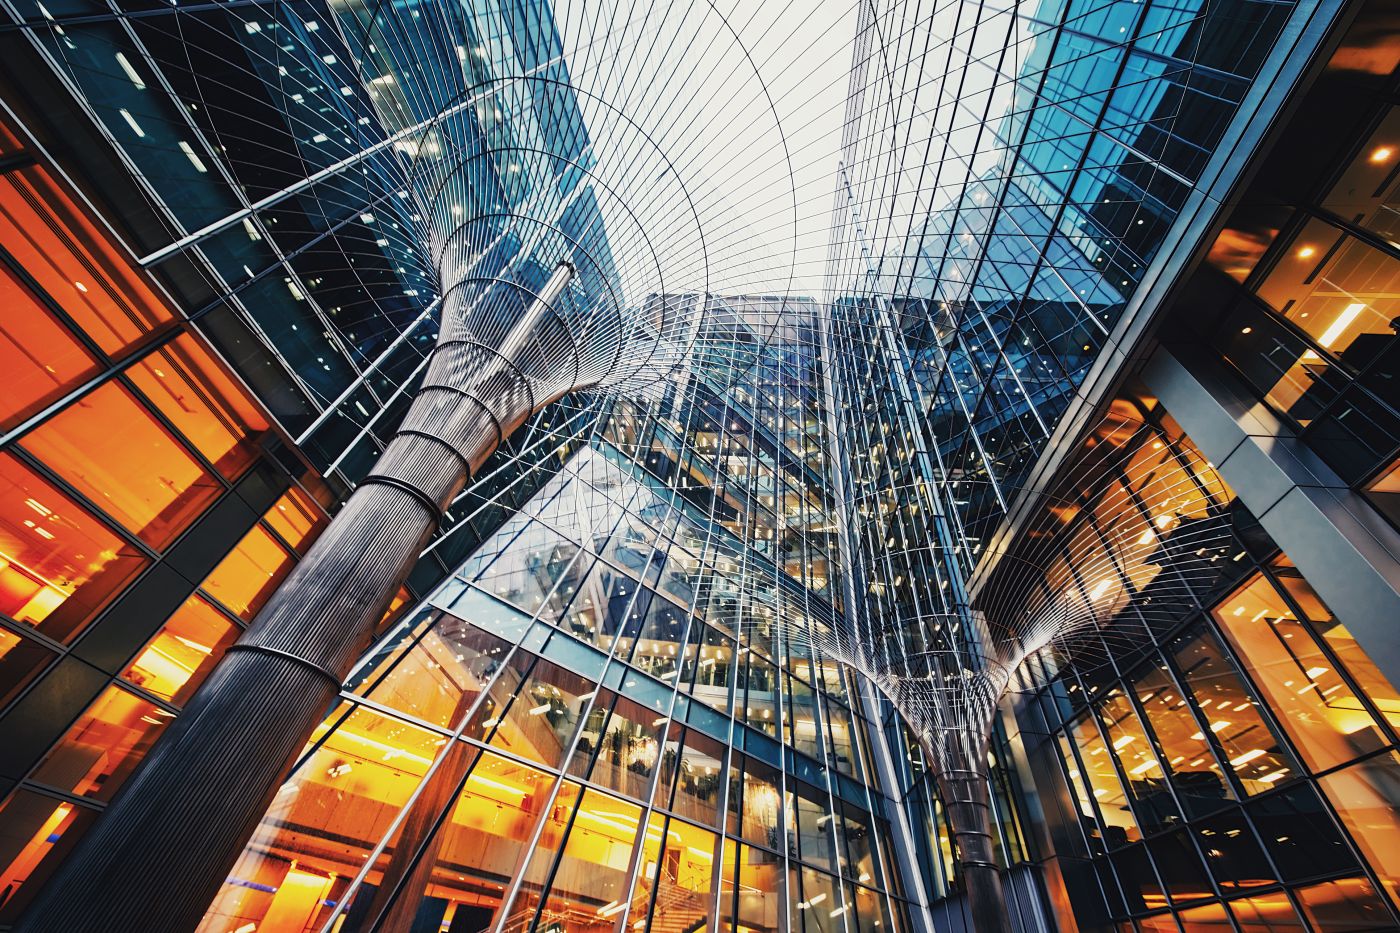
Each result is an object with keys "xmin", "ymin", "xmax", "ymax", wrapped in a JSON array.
[
  {"xmin": 1251, "ymin": 562, "xmax": 1400, "ymax": 753},
  {"xmin": 1233, "ymin": 208, "xmax": 1400, "ymax": 467},
  {"xmin": 98, "ymin": 4, "xmax": 380, "ymax": 414},
  {"xmin": 594, "ymin": 565, "xmax": 710, "ymax": 933},
  {"xmin": 484, "ymin": 482, "xmax": 661, "ymax": 933}
]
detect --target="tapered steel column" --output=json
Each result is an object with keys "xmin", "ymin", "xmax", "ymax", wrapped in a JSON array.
[
  {"xmin": 937, "ymin": 767, "xmax": 1015, "ymax": 933},
  {"xmin": 17, "ymin": 264, "xmax": 577, "ymax": 933}
]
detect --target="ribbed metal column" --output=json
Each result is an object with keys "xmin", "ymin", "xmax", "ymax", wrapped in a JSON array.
[
  {"xmin": 17, "ymin": 264, "xmax": 577, "ymax": 933},
  {"xmin": 937, "ymin": 767, "xmax": 1014, "ymax": 933}
]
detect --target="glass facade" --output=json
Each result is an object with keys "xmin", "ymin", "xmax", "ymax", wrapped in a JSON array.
[{"xmin": 0, "ymin": 0, "xmax": 1397, "ymax": 930}]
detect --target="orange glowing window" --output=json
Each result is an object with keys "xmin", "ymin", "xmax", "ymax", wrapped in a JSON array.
[
  {"xmin": 201, "ymin": 523, "xmax": 294, "ymax": 621},
  {"xmin": 0, "ymin": 452, "xmax": 147, "ymax": 641},
  {"xmin": 0, "ymin": 262, "xmax": 100, "ymax": 429},
  {"xmin": 125, "ymin": 335, "xmax": 269, "ymax": 480},
  {"xmin": 19, "ymin": 380, "xmax": 221, "ymax": 549},
  {"xmin": 262, "ymin": 485, "xmax": 326, "ymax": 552},
  {"xmin": 0, "ymin": 167, "xmax": 171, "ymax": 356},
  {"xmin": 29, "ymin": 684, "xmax": 171, "ymax": 802},
  {"xmin": 122, "ymin": 593, "xmax": 238, "ymax": 706},
  {"xmin": 0, "ymin": 791, "xmax": 97, "ymax": 925}
]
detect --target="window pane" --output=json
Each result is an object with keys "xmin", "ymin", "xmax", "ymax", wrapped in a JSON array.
[
  {"xmin": 201, "ymin": 704, "xmax": 442, "ymax": 933},
  {"xmin": 1070, "ymin": 714, "xmax": 1140, "ymax": 845},
  {"xmin": 356, "ymin": 611, "xmax": 510, "ymax": 729},
  {"xmin": 580, "ymin": 693, "xmax": 663, "ymax": 801},
  {"xmin": 538, "ymin": 788, "xmax": 641, "ymax": 929},
  {"xmin": 121, "ymin": 594, "xmax": 238, "ymax": 705},
  {"xmin": 1247, "ymin": 783, "xmax": 1357, "ymax": 882},
  {"xmin": 21, "ymin": 381, "xmax": 221, "ymax": 548},
  {"xmin": 1270, "ymin": 556, "xmax": 1400, "ymax": 729},
  {"xmin": 1316, "ymin": 752, "xmax": 1400, "ymax": 909},
  {"xmin": 0, "ymin": 168, "xmax": 171, "ymax": 355},
  {"xmin": 1212, "ymin": 572, "xmax": 1386, "ymax": 770},
  {"xmin": 1294, "ymin": 876, "xmax": 1397, "ymax": 931},
  {"xmin": 1098, "ymin": 688, "xmax": 1179, "ymax": 834},
  {"xmin": 1131, "ymin": 664, "xmax": 1236, "ymax": 816},
  {"xmin": 201, "ymin": 523, "xmax": 294, "ymax": 621},
  {"xmin": 0, "ymin": 264, "xmax": 99, "ymax": 429},
  {"xmin": 29, "ymin": 684, "xmax": 170, "ymax": 801},
  {"xmin": 125, "ymin": 336, "xmax": 269, "ymax": 479},
  {"xmin": 1176, "ymin": 901, "xmax": 1232, "ymax": 930},
  {"xmin": 1227, "ymin": 892, "xmax": 1306, "ymax": 932},
  {"xmin": 664, "ymin": 727, "xmax": 725, "ymax": 826},
  {"xmin": 1193, "ymin": 807, "xmax": 1273, "ymax": 892},
  {"xmin": 262, "ymin": 486, "xmax": 325, "ymax": 552},
  {"xmin": 1170, "ymin": 630, "xmax": 1298, "ymax": 794},
  {"xmin": 0, "ymin": 791, "xmax": 97, "ymax": 925},
  {"xmin": 653, "ymin": 818, "xmax": 717, "ymax": 931},
  {"xmin": 729, "ymin": 842, "xmax": 783, "ymax": 933},
  {"xmin": 481, "ymin": 657, "xmax": 592, "ymax": 769},
  {"xmin": 0, "ymin": 452, "xmax": 147, "ymax": 641}
]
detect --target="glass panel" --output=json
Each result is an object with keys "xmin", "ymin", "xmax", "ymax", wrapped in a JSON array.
[
  {"xmin": 1193, "ymin": 807, "xmax": 1273, "ymax": 893},
  {"xmin": 29, "ymin": 684, "xmax": 170, "ymax": 801},
  {"xmin": 1098, "ymin": 688, "xmax": 1178, "ymax": 834},
  {"xmin": 20, "ymin": 381, "xmax": 221, "ymax": 548},
  {"xmin": 1171, "ymin": 630, "xmax": 1299, "ymax": 794},
  {"xmin": 1212, "ymin": 572, "xmax": 1386, "ymax": 769},
  {"xmin": 626, "ymin": 812, "xmax": 667, "ymax": 929},
  {"xmin": 0, "ymin": 791, "xmax": 97, "ymax": 925},
  {"xmin": 0, "ymin": 452, "xmax": 147, "ymax": 640},
  {"xmin": 1070, "ymin": 714, "xmax": 1140, "ymax": 846},
  {"xmin": 201, "ymin": 523, "xmax": 295, "ymax": 621},
  {"xmin": 651, "ymin": 819, "xmax": 717, "ymax": 932},
  {"xmin": 580, "ymin": 693, "xmax": 664, "ymax": 802},
  {"xmin": 125, "ymin": 335, "xmax": 269, "ymax": 479},
  {"xmin": 1322, "ymin": 106, "xmax": 1400, "ymax": 243},
  {"xmin": 788, "ymin": 781, "xmax": 837, "ymax": 871},
  {"xmin": 0, "ymin": 265, "xmax": 99, "ymax": 429},
  {"xmin": 483, "ymin": 657, "xmax": 593, "ymax": 769},
  {"xmin": 121, "ymin": 593, "xmax": 238, "ymax": 705},
  {"xmin": 201, "ymin": 705, "xmax": 443, "ymax": 933},
  {"xmin": 1316, "ymin": 752, "xmax": 1400, "ymax": 909},
  {"xmin": 733, "ymin": 755, "xmax": 782, "ymax": 848},
  {"xmin": 1247, "ymin": 783, "xmax": 1358, "ymax": 882},
  {"xmin": 1150, "ymin": 830, "xmax": 1214, "ymax": 907},
  {"xmin": 0, "ymin": 167, "xmax": 171, "ymax": 355},
  {"xmin": 536, "ymin": 788, "xmax": 641, "ymax": 931},
  {"xmin": 501, "ymin": 780, "xmax": 582, "ymax": 925},
  {"xmin": 261, "ymin": 487, "xmax": 325, "ymax": 553},
  {"xmin": 665, "ymin": 727, "xmax": 725, "ymax": 826},
  {"xmin": 1294, "ymin": 876, "xmax": 1396, "ymax": 931},
  {"xmin": 1131, "ymin": 664, "xmax": 1236, "ymax": 816},
  {"xmin": 358, "ymin": 612, "xmax": 510, "ymax": 729},
  {"xmin": 1176, "ymin": 901, "xmax": 1231, "ymax": 931},
  {"xmin": 1269, "ymin": 556, "xmax": 1400, "ymax": 729},
  {"xmin": 1256, "ymin": 219, "xmax": 1399, "ymax": 365},
  {"xmin": 796, "ymin": 866, "xmax": 842, "ymax": 933},
  {"xmin": 731, "ymin": 842, "xmax": 783, "ymax": 933},
  {"xmin": 1227, "ymin": 892, "xmax": 1306, "ymax": 932}
]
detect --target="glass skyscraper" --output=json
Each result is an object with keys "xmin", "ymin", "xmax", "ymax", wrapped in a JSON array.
[{"xmin": 0, "ymin": 0, "xmax": 1397, "ymax": 931}]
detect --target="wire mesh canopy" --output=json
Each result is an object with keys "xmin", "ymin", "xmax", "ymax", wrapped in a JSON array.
[{"xmin": 26, "ymin": 0, "xmax": 878, "ymax": 409}]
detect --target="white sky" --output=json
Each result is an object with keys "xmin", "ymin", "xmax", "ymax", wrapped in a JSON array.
[{"xmin": 550, "ymin": 0, "xmax": 863, "ymax": 301}]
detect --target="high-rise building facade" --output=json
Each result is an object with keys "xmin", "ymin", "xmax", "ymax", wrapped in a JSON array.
[{"xmin": 0, "ymin": 0, "xmax": 1397, "ymax": 931}]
